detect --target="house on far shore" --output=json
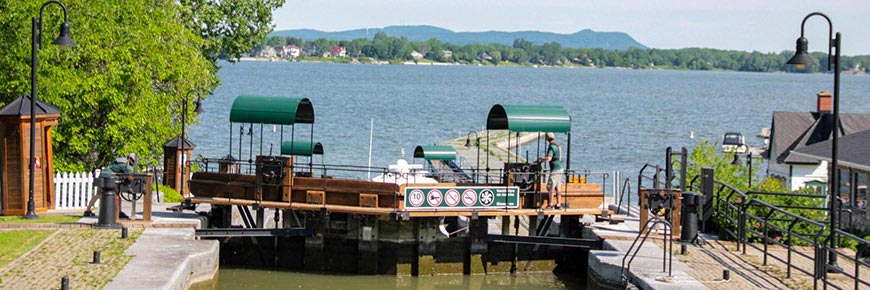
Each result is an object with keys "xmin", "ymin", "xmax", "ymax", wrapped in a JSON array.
[
  {"xmin": 442, "ymin": 50, "xmax": 453, "ymax": 59},
  {"xmin": 410, "ymin": 51, "xmax": 424, "ymax": 60},
  {"xmin": 258, "ymin": 46, "xmax": 277, "ymax": 58},
  {"xmin": 329, "ymin": 46, "xmax": 347, "ymax": 58},
  {"xmin": 790, "ymin": 129, "xmax": 870, "ymax": 233},
  {"xmin": 302, "ymin": 46, "xmax": 317, "ymax": 57},
  {"xmin": 765, "ymin": 91, "xmax": 870, "ymax": 194},
  {"xmin": 284, "ymin": 45, "xmax": 301, "ymax": 58}
]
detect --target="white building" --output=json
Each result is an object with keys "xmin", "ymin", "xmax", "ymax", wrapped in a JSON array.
[{"xmin": 765, "ymin": 91, "xmax": 870, "ymax": 193}]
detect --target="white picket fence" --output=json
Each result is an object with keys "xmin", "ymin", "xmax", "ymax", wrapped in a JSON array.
[{"xmin": 54, "ymin": 172, "xmax": 95, "ymax": 210}]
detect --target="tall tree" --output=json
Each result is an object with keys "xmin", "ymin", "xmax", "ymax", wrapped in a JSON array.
[
  {"xmin": 178, "ymin": 0, "xmax": 285, "ymax": 62},
  {"xmin": 0, "ymin": 1, "xmax": 224, "ymax": 170}
]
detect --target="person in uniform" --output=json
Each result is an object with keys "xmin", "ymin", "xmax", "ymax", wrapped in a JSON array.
[
  {"xmin": 537, "ymin": 133, "xmax": 563, "ymax": 209},
  {"xmin": 83, "ymin": 156, "xmax": 134, "ymax": 217}
]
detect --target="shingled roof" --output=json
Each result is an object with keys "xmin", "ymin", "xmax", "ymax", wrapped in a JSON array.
[
  {"xmin": 163, "ymin": 135, "xmax": 196, "ymax": 149},
  {"xmin": 0, "ymin": 94, "xmax": 61, "ymax": 116},
  {"xmin": 791, "ymin": 129, "xmax": 870, "ymax": 172},
  {"xmin": 769, "ymin": 111, "xmax": 870, "ymax": 165}
]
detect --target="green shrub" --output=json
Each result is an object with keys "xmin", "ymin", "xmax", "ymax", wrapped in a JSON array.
[{"xmin": 158, "ymin": 185, "xmax": 182, "ymax": 203}]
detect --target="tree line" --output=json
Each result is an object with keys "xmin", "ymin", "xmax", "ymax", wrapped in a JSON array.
[{"xmin": 257, "ymin": 32, "xmax": 870, "ymax": 73}]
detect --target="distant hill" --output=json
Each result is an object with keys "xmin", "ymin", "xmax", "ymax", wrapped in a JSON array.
[{"xmin": 271, "ymin": 25, "xmax": 647, "ymax": 50}]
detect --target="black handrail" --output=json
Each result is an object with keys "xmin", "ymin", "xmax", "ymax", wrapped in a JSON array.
[
  {"xmin": 621, "ymin": 216, "xmax": 673, "ymax": 287},
  {"xmin": 616, "ymin": 177, "xmax": 633, "ymax": 216},
  {"xmin": 701, "ymin": 175, "xmax": 870, "ymax": 290}
]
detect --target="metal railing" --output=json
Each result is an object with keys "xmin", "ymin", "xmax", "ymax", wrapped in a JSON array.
[
  {"xmin": 621, "ymin": 216, "xmax": 673, "ymax": 286},
  {"xmin": 616, "ymin": 177, "xmax": 633, "ymax": 216},
  {"xmin": 692, "ymin": 174, "xmax": 870, "ymax": 290}
]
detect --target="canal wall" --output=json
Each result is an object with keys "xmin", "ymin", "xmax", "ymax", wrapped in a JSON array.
[
  {"xmin": 105, "ymin": 228, "xmax": 219, "ymax": 290},
  {"xmin": 215, "ymin": 212, "xmax": 588, "ymax": 276}
]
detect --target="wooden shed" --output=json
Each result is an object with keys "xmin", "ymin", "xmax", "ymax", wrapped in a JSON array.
[
  {"xmin": 163, "ymin": 135, "xmax": 195, "ymax": 196},
  {"xmin": 0, "ymin": 95, "xmax": 60, "ymax": 215}
]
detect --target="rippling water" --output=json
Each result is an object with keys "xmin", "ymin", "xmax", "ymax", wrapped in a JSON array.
[
  {"xmin": 190, "ymin": 62, "xmax": 870, "ymax": 181},
  {"xmin": 190, "ymin": 62, "xmax": 870, "ymax": 290}
]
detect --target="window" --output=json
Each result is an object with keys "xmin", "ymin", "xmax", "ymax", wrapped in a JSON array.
[
  {"xmin": 854, "ymin": 171, "xmax": 868, "ymax": 210},
  {"xmin": 839, "ymin": 168, "xmax": 850, "ymax": 206}
]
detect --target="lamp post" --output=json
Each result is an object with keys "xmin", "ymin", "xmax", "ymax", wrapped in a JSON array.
[
  {"xmin": 180, "ymin": 94, "xmax": 203, "ymax": 209},
  {"xmin": 786, "ymin": 11, "xmax": 841, "ymax": 271},
  {"xmin": 464, "ymin": 131, "xmax": 480, "ymax": 183},
  {"xmin": 26, "ymin": 1, "xmax": 75, "ymax": 219}
]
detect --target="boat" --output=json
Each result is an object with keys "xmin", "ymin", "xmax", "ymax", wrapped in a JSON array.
[
  {"xmin": 722, "ymin": 132, "xmax": 748, "ymax": 154},
  {"xmin": 371, "ymin": 158, "xmax": 439, "ymax": 185}
]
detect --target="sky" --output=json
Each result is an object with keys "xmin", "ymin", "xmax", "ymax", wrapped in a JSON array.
[{"xmin": 273, "ymin": 0, "xmax": 870, "ymax": 55}]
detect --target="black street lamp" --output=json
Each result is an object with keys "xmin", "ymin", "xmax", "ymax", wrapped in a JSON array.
[
  {"xmin": 181, "ymin": 94, "xmax": 204, "ymax": 209},
  {"xmin": 464, "ymin": 131, "xmax": 480, "ymax": 183},
  {"xmin": 786, "ymin": 11, "xmax": 841, "ymax": 271},
  {"xmin": 26, "ymin": 1, "xmax": 75, "ymax": 219}
]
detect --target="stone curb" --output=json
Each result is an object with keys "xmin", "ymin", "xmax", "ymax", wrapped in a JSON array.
[{"xmin": 104, "ymin": 228, "xmax": 218, "ymax": 290}]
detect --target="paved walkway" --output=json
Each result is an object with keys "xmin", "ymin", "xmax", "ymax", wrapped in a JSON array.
[
  {"xmin": 683, "ymin": 239, "xmax": 870, "ymax": 290},
  {"xmin": 0, "ymin": 228, "xmax": 141, "ymax": 290},
  {"xmin": 0, "ymin": 200, "xmax": 208, "ymax": 290},
  {"xmin": 588, "ymin": 210, "xmax": 870, "ymax": 290}
]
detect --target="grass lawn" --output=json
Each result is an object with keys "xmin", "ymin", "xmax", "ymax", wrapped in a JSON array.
[
  {"xmin": 0, "ymin": 229, "xmax": 55, "ymax": 268},
  {"xmin": 0, "ymin": 214, "xmax": 81, "ymax": 224}
]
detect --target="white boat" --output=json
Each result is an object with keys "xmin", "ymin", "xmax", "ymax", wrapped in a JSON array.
[
  {"xmin": 371, "ymin": 159, "xmax": 439, "ymax": 185},
  {"xmin": 722, "ymin": 132, "xmax": 748, "ymax": 154}
]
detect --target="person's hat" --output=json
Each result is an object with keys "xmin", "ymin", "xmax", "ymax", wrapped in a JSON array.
[
  {"xmin": 127, "ymin": 153, "xmax": 137, "ymax": 162},
  {"xmin": 545, "ymin": 132, "xmax": 555, "ymax": 140}
]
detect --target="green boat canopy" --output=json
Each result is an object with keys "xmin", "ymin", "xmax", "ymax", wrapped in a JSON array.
[
  {"xmin": 413, "ymin": 145, "xmax": 456, "ymax": 161},
  {"xmin": 486, "ymin": 104, "xmax": 570, "ymax": 133},
  {"xmin": 281, "ymin": 141, "xmax": 323, "ymax": 156},
  {"xmin": 229, "ymin": 96, "xmax": 314, "ymax": 125}
]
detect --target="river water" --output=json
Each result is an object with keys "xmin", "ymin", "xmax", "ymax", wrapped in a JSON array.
[
  {"xmin": 218, "ymin": 268, "xmax": 583, "ymax": 290},
  {"xmin": 191, "ymin": 61, "xmax": 870, "ymax": 180},
  {"xmin": 189, "ymin": 62, "xmax": 870, "ymax": 289}
]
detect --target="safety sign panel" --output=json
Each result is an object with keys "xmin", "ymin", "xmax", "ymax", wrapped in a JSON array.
[{"xmin": 404, "ymin": 186, "xmax": 519, "ymax": 210}]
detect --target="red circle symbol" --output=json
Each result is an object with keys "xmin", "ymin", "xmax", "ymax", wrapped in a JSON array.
[
  {"xmin": 408, "ymin": 189, "xmax": 425, "ymax": 207},
  {"xmin": 462, "ymin": 189, "xmax": 477, "ymax": 206},
  {"xmin": 427, "ymin": 189, "xmax": 443, "ymax": 207},
  {"xmin": 444, "ymin": 189, "xmax": 460, "ymax": 207}
]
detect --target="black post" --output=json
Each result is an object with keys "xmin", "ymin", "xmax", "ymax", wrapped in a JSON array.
[
  {"xmin": 747, "ymin": 152, "xmax": 753, "ymax": 188},
  {"xmin": 25, "ymin": 0, "xmax": 75, "ymax": 219},
  {"xmin": 181, "ymin": 95, "xmax": 187, "ymax": 206},
  {"xmin": 25, "ymin": 16, "xmax": 39, "ymax": 220},
  {"xmin": 680, "ymin": 147, "xmax": 688, "ymax": 192},
  {"xmin": 786, "ymin": 13, "xmax": 841, "ymax": 270},
  {"xmin": 61, "ymin": 276, "xmax": 69, "ymax": 290},
  {"xmin": 829, "ymin": 31, "xmax": 842, "ymax": 270},
  {"xmin": 701, "ymin": 168, "xmax": 714, "ymax": 233}
]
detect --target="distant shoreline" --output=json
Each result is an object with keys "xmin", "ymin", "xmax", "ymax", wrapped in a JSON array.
[{"xmin": 235, "ymin": 56, "xmax": 597, "ymax": 69}]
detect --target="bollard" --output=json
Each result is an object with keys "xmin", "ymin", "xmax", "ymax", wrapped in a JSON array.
[
  {"xmin": 680, "ymin": 192, "xmax": 702, "ymax": 244},
  {"xmin": 61, "ymin": 276, "xmax": 69, "ymax": 290},
  {"xmin": 121, "ymin": 227, "xmax": 128, "ymax": 239},
  {"xmin": 94, "ymin": 176, "xmax": 119, "ymax": 229},
  {"xmin": 92, "ymin": 251, "xmax": 101, "ymax": 264},
  {"xmin": 723, "ymin": 269, "xmax": 730, "ymax": 281}
]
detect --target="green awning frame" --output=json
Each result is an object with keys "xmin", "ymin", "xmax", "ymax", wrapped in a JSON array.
[
  {"xmin": 281, "ymin": 141, "xmax": 323, "ymax": 156},
  {"xmin": 486, "ymin": 104, "xmax": 571, "ymax": 133},
  {"xmin": 413, "ymin": 145, "xmax": 456, "ymax": 161},
  {"xmin": 229, "ymin": 96, "xmax": 314, "ymax": 125}
]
